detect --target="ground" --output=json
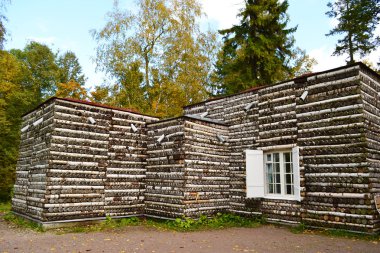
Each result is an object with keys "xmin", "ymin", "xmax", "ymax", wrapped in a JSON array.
[{"xmin": 0, "ymin": 216, "xmax": 379, "ymax": 253}]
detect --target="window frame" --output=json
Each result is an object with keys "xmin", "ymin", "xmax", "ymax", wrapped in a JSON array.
[
  {"xmin": 264, "ymin": 150, "xmax": 296, "ymax": 200},
  {"xmin": 245, "ymin": 147, "xmax": 300, "ymax": 201}
]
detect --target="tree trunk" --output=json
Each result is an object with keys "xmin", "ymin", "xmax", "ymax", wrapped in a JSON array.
[
  {"xmin": 346, "ymin": 1, "xmax": 355, "ymax": 64},
  {"xmin": 144, "ymin": 54, "xmax": 150, "ymax": 88}
]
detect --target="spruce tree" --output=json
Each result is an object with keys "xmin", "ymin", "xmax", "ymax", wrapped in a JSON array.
[
  {"xmin": 215, "ymin": 0, "xmax": 297, "ymax": 95},
  {"xmin": 326, "ymin": 0, "xmax": 380, "ymax": 64}
]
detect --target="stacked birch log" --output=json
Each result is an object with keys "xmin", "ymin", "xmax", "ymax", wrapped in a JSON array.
[
  {"xmin": 146, "ymin": 116, "xmax": 229, "ymax": 218},
  {"xmin": 295, "ymin": 65, "xmax": 373, "ymax": 232},
  {"xmin": 257, "ymin": 81, "xmax": 301, "ymax": 222},
  {"xmin": 12, "ymin": 63, "xmax": 380, "ymax": 232},
  {"xmin": 145, "ymin": 118, "xmax": 186, "ymax": 218},
  {"xmin": 359, "ymin": 67, "xmax": 380, "ymax": 232},
  {"xmin": 184, "ymin": 63, "xmax": 380, "ymax": 233},
  {"xmin": 105, "ymin": 109, "xmax": 156, "ymax": 217},
  {"xmin": 183, "ymin": 116, "xmax": 229, "ymax": 217},
  {"xmin": 12, "ymin": 98, "xmax": 157, "ymax": 221},
  {"xmin": 12, "ymin": 100, "xmax": 54, "ymax": 221}
]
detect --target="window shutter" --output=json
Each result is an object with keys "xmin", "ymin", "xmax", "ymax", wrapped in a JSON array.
[
  {"xmin": 246, "ymin": 150, "xmax": 264, "ymax": 198},
  {"xmin": 292, "ymin": 146, "xmax": 301, "ymax": 201}
]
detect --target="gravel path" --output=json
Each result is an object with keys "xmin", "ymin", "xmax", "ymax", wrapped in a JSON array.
[{"xmin": 0, "ymin": 217, "xmax": 379, "ymax": 253}]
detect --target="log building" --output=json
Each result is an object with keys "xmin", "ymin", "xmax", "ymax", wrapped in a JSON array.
[{"xmin": 12, "ymin": 63, "xmax": 380, "ymax": 233}]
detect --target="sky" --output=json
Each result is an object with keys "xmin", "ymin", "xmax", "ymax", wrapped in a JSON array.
[{"xmin": 4, "ymin": 0, "xmax": 380, "ymax": 90}]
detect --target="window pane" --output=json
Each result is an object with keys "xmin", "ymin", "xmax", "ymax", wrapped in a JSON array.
[
  {"xmin": 275, "ymin": 163, "xmax": 280, "ymax": 173},
  {"xmin": 266, "ymin": 163, "xmax": 273, "ymax": 174},
  {"xmin": 273, "ymin": 153, "xmax": 279, "ymax": 162},
  {"xmin": 285, "ymin": 163, "xmax": 291, "ymax": 173},
  {"xmin": 267, "ymin": 174, "xmax": 273, "ymax": 184},
  {"xmin": 286, "ymin": 174, "xmax": 292, "ymax": 184},
  {"xmin": 284, "ymin": 152, "xmax": 290, "ymax": 163},
  {"xmin": 264, "ymin": 151, "xmax": 295, "ymax": 196},
  {"xmin": 276, "ymin": 184, "xmax": 281, "ymax": 194},
  {"xmin": 286, "ymin": 185, "xmax": 293, "ymax": 195},
  {"xmin": 269, "ymin": 184, "xmax": 273, "ymax": 194},
  {"xmin": 276, "ymin": 173, "xmax": 280, "ymax": 183}
]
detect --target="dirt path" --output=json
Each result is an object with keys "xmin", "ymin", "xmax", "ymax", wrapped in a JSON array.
[{"xmin": 0, "ymin": 217, "xmax": 379, "ymax": 253}]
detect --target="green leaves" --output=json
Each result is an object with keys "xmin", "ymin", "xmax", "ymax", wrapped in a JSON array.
[
  {"xmin": 0, "ymin": 44, "xmax": 87, "ymax": 202},
  {"xmin": 326, "ymin": 0, "xmax": 380, "ymax": 64},
  {"xmin": 215, "ymin": 0, "xmax": 312, "ymax": 95},
  {"xmin": 0, "ymin": 50, "xmax": 33, "ymax": 202},
  {"xmin": 92, "ymin": 0, "xmax": 218, "ymax": 117},
  {"xmin": 57, "ymin": 51, "xmax": 87, "ymax": 86}
]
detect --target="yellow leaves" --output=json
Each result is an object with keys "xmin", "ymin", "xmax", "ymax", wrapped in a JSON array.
[
  {"xmin": 56, "ymin": 80, "xmax": 88, "ymax": 100},
  {"xmin": 0, "ymin": 51, "xmax": 22, "ymax": 95},
  {"xmin": 92, "ymin": 0, "xmax": 218, "ymax": 118},
  {"xmin": 90, "ymin": 86, "xmax": 110, "ymax": 104}
]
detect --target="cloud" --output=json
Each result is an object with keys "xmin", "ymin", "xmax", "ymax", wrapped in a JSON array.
[
  {"xmin": 309, "ymin": 45, "xmax": 380, "ymax": 72},
  {"xmin": 309, "ymin": 46, "xmax": 346, "ymax": 71},
  {"xmin": 200, "ymin": 0, "xmax": 244, "ymax": 30}
]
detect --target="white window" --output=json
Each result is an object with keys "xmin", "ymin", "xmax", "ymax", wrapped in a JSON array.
[
  {"xmin": 246, "ymin": 147, "xmax": 300, "ymax": 201},
  {"xmin": 265, "ymin": 151, "xmax": 294, "ymax": 196}
]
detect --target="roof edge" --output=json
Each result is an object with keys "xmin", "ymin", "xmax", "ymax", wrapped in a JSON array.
[
  {"xmin": 147, "ymin": 115, "xmax": 228, "ymax": 126},
  {"xmin": 184, "ymin": 62, "xmax": 375, "ymax": 109},
  {"xmin": 22, "ymin": 97, "xmax": 159, "ymax": 119}
]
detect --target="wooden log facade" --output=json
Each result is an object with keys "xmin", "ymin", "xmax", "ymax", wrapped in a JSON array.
[
  {"xmin": 145, "ymin": 116, "xmax": 229, "ymax": 218},
  {"xmin": 184, "ymin": 63, "xmax": 380, "ymax": 233},
  {"xmin": 12, "ymin": 97, "xmax": 158, "ymax": 222},
  {"xmin": 12, "ymin": 101, "xmax": 54, "ymax": 220},
  {"xmin": 12, "ymin": 63, "xmax": 380, "ymax": 233}
]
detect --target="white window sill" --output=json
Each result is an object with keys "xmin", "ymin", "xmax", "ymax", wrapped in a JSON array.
[{"xmin": 263, "ymin": 194, "xmax": 298, "ymax": 201}]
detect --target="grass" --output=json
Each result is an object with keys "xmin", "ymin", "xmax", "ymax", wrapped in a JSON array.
[
  {"xmin": 0, "ymin": 202, "xmax": 45, "ymax": 232},
  {"xmin": 55, "ymin": 213, "xmax": 262, "ymax": 234},
  {"xmin": 321, "ymin": 228, "xmax": 380, "ymax": 241},
  {"xmin": 3, "ymin": 212, "xmax": 45, "ymax": 232},
  {"xmin": 55, "ymin": 216, "xmax": 141, "ymax": 234},
  {"xmin": 289, "ymin": 222, "xmax": 380, "ymax": 241},
  {"xmin": 0, "ymin": 202, "xmax": 11, "ymax": 213},
  {"xmin": 146, "ymin": 213, "xmax": 262, "ymax": 232},
  {"xmin": 1, "ymin": 207, "xmax": 378, "ymax": 241}
]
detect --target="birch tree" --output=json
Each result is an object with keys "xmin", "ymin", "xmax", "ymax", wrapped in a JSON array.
[{"xmin": 92, "ymin": 0, "xmax": 218, "ymax": 117}]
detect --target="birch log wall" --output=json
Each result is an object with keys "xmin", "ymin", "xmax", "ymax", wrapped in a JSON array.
[
  {"xmin": 360, "ymin": 67, "xmax": 380, "ymax": 232},
  {"xmin": 183, "ymin": 116, "xmax": 229, "ymax": 217},
  {"xmin": 184, "ymin": 63, "xmax": 380, "ymax": 233},
  {"xmin": 146, "ymin": 116, "xmax": 229, "ymax": 218},
  {"xmin": 12, "ymin": 97, "xmax": 157, "ymax": 222},
  {"xmin": 145, "ymin": 117, "xmax": 186, "ymax": 218},
  {"xmin": 12, "ymin": 63, "xmax": 380, "ymax": 232},
  {"xmin": 12, "ymin": 100, "xmax": 54, "ymax": 221},
  {"xmin": 105, "ymin": 109, "xmax": 156, "ymax": 217}
]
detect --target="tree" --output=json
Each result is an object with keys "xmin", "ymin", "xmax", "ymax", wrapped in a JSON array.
[
  {"xmin": 90, "ymin": 85, "xmax": 111, "ymax": 104},
  {"xmin": 0, "ymin": 0, "xmax": 10, "ymax": 49},
  {"xmin": 92, "ymin": 0, "xmax": 218, "ymax": 117},
  {"xmin": 326, "ymin": 0, "xmax": 380, "ymax": 64},
  {"xmin": 0, "ymin": 50, "xmax": 33, "ymax": 202},
  {"xmin": 57, "ymin": 51, "xmax": 87, "ymax": 85},
  {"xmin": 215, "ymin": 0, "xmax": 304, "ymax": 95},
  {"xmin": 286, "ymin": 47, "xmax": 317, "ymax": 79},
  {"xmin": 56, "ymin": 80, "xmax": 88, "ymax": 100},
  {"xmin": 55, "ymin": 51, "xmax": 88, "ymax": 100},
  {"xmin": 10, "ymin": 41, "xmax": 59, "ymax": 105}
]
